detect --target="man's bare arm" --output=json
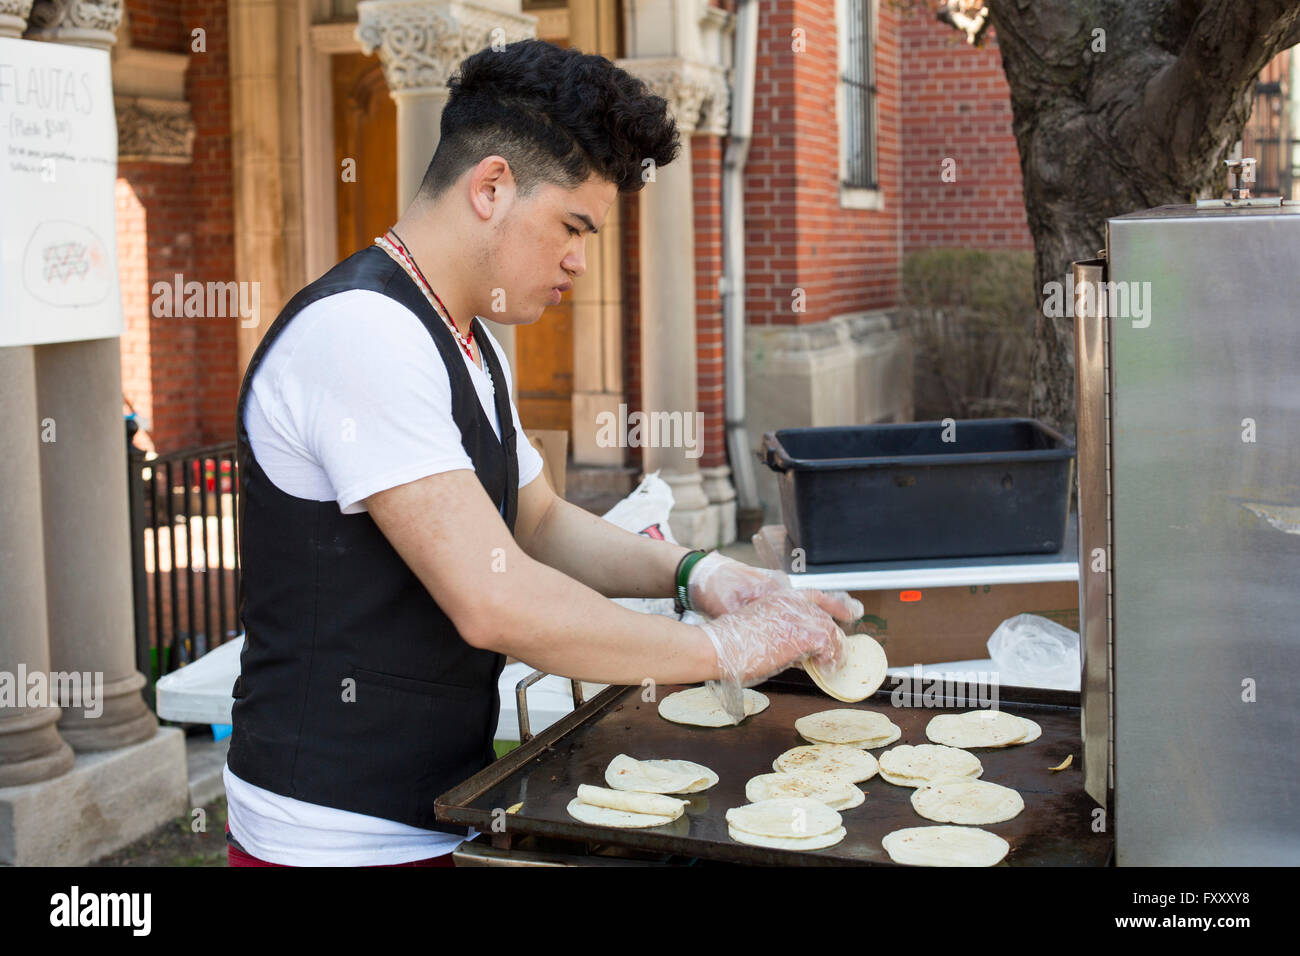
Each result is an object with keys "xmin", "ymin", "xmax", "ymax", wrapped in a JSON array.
[
  {"xmin": 364, "ymin": 468, "xmax": 714, "ymax": 685},
  {"xmin": 512, "ymin": 469, "xmax": 691, "ymax": 600}
]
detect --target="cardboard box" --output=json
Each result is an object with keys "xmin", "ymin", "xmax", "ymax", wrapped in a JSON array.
[
  {"xmin": 850, "ymin": 581, "xmax": 1079, "ymax": 667},
  {"xmin": 526, "ymin": 429, "xmax": 568, "ymax": 497},
  {"xmin": 752, "ymin": 524, "xmax": 1079, "ymax": 666}
]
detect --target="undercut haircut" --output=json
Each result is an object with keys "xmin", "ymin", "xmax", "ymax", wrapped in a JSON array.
[{"xmin": 417, "ymin": 39, "xmax": 681, "ymax": 202}]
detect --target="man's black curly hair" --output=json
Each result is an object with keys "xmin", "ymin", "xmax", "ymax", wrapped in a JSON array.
[{"xmin": 418, "ymin": 39, "xmax": 681, "ymax": 201}]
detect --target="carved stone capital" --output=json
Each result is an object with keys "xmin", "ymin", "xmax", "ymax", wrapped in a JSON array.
[
  {"xmin": 0, "ymin": 0, "xmax": 35, "ymax": 39},
  {"xmin": 24, "ymin": 0, "xmax": 121, "ymax": 49},
  {"xmin": 617, "ymin": 57, "xmax": 730, "ymax": 137},
  {"xmin": 356, "ymin": 0, "xmax": 537, "ymax": 96},
  {"xmin": 116, "ymin": 96, "xmax": 195, "ymax": 164}
]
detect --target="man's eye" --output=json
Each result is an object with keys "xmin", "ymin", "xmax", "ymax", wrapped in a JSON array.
[{"xmin": 566, "ymin": 225, "xmax": 581, "ymax": 237}]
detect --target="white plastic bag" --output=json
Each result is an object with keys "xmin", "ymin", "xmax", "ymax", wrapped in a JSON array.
[
  {"xmin": 601, "ymin": 470, "xmax": 681, "ymax": 618},
  {"xmin": 986, "ymin": 613, "xmax": 1080, "ymax": 690}
]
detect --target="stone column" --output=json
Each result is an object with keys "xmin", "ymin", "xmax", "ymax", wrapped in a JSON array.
[
  {"xmin": 0, "ymin": 0, "xmax": 33, "ymax": 37},
  {"xmin": 619, "ymin": 57, "xmax": 730, "ymax": 547},
  {"xmin": 25, "ymin": 0, "xmax": 156, "ymax": 752},
  {"xmin": 567, "ymin": 0, "xmax": 627, "ymax": 467},
  {"xmin": 357, "ymin": 0, "xmax": 536, "ymax": 373},
  {"xmin": 0, "ymin": 0, "xmax": 73, "ymax": 789},
  {"xmin": 34, "ymin": 339, "xmax": 156, "ymax": 750},
  {"xmin": 0, "ymin": 347, "xmax": 76, "ymax": 787}
]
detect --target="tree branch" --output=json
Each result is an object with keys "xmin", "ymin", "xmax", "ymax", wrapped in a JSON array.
[{"xmin": 1134, "ymin": 0, "xmax": 1300, "ymax": 161}]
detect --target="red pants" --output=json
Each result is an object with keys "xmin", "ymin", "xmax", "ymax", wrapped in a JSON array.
[{"xmin": 226, "ymin": 826, "xmax": 455, "ymax": 867}]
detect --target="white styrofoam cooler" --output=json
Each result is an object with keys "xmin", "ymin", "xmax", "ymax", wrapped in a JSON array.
[{"xmin": 154, "ymin": 637, "xmax": 603, "ymax": 741}]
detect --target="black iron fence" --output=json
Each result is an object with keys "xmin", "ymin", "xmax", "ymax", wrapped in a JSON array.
[{"xmin": 126, "ymin": 421, "xmax": 241, "ymax": 710}]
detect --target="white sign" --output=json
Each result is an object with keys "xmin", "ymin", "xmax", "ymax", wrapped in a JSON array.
[{"xmin": 0, "ymin": 37, "xmax": 122, "ymax": 347}]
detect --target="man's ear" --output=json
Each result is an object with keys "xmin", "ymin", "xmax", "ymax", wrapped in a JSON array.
[{"xmin": 468, "ymin": 155, "xmax": 514, "ymax": 222}]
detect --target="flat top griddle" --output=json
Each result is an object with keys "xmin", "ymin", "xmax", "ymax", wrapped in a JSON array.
[{"xmin": 437, "ymin": 671, "xmax": 1113, "ymax": 866}]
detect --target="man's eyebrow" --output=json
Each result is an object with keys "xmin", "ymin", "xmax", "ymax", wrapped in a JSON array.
[{"xmin": 568, "ymin": 212, "xmax": 598, "ymax": 235}]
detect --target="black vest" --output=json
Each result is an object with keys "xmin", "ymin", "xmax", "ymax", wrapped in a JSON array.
[{"xmin": 226, "ymin": 245, "xmax": 519, "ymax": 834}]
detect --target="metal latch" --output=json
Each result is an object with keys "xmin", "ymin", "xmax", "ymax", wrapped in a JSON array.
[{"xmin": 1196, "ymin": 157, "xmax": 1282, "ymax": 208}]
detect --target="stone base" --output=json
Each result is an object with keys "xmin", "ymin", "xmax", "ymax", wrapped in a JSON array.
[
  {"xmin": 0, "ymin": 726, "xmax": 189, "ymax": 865},
  {"xmin": 746, "ymin": 310, "xmax": 914, "ymax": 525},
  {"xmin": 700, "ymin": 464, "xmax": 737, "ymax": 548}
]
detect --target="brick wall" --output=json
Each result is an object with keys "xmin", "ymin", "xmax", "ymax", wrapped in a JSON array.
[
  {"xmin": 186, "ymin": 0, "xmax": 237, "ymax": 447},
  {"xmin": 621, "ymin": 188, "xmax": 642, "ymax": 470},
  {"xmin": 116, "ymin": 162, "xmax": 197, "ymax": 449},
  {"xmin": 693, "ymin": 134, "xmax": 726, "ymax": 469},
  {"xmin": 745, "ymin": 0, "xmax": 902, "ymax": 328},
  {"xmin": 124, "ymin": 0, "xmax": 184, "ymax": 50},
  {"xmin": 115, "ymin": 0, "xmax": 236, "ymax": 453},
  {"xmin": 899, "ymin": 11, "xmax": 1031, "ymax": 251}
]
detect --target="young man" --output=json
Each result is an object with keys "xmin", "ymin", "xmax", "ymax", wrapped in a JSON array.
[{"xmin": 224, "ymin": 40, "xmax": 857, "ymax": 867}]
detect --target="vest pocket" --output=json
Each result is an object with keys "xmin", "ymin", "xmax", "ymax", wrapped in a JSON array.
[{"xmin": 351, "ymin": 666, "xmax": 480, "ymax": 700}]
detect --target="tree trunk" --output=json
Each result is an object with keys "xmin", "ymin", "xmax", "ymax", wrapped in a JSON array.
[{"xmin": 977, "ymin": 0, "xmax": 1300, "ymax": 436}]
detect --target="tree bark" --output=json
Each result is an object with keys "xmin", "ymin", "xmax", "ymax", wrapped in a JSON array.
[{"xmin": 967, "ymin": 0, "xmax": 1300, "ymax": 436}]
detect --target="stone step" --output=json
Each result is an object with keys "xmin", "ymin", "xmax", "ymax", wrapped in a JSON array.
[{"xmin": 563, "ymin": 462, "xmax": 639, "ymax": 515}]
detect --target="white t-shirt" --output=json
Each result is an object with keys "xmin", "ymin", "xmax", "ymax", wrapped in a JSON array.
[{"xmin": 226, "ymin": 288, "xmax": 544, "ymax": 865}]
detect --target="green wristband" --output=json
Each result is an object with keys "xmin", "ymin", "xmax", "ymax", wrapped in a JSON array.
[{"xmin": 674, "ymin": 549, "xmax": 709, "ymax": 614}]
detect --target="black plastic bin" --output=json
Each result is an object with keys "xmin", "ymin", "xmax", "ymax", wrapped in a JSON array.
[{"xmin": 760, "ymin": 418, "xmax": 1075, "ymax": 564}]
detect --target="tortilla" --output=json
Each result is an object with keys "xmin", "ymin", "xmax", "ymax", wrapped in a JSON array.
[
  {"xmin": 772, "ymin": 744, "xmax": 879, "ymax": 783},
  {"xmin": 1015, "ymin": 716, "xmax": 1042, "ymax": 743},
  {"xmin": 604, "ymin": 754, "xmax": 717, "ymax": 794},
  {"xmin": 574, "ymin": 784, "xmax": 686, "ymax": 819},
  {"xmin": 728, "ymin": 825, "xmax": 846, "ymax": 851},
  {"xmin": 911, "ymin": 778, "xmax": 1024, "ymax": 824},
  {"xmin": 565, "ymin": 799, "xmax": 678, "ymax": 829},
  {"xmin": 725, "ymin": 797, "xmax": 841, "ymax": 839},
  {"xmin": 925, "ymin": 710, "xmax": 1031, "ymax": 748},
  {"xmin": 805, "ymin": 630, "xmax": 888, "ymax": 702},
  {"xmin": 744, "ymin": 771, "xmax": 865, "ymax": 810},
  {"xmin": 878, "ymin": 744, "xmax": 982, "ymax": 787},
  {"xmin": 881, "ymin": 825, "xmax": 1010, "ymax": 866},
  {"xmin": 658, "ymin": 686, "xmax": 770, "ymax": 727},
  {"xmin": 801, "ymin": 724, "xmax": 901, "ymax": 750},
  {"xmin": 795, "ymin": 708, "xmax": 900, "ymax": 747}
]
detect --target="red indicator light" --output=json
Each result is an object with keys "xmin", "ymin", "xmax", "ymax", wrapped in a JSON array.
[{"xmin": 899, "ymin": 590, "xmax": 922, "ymax": 603}]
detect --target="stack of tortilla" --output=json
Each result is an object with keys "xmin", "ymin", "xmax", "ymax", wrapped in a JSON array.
[
  {"xmin": 744, "ymin": 771, "xmax": 864, "ymax": 810},
  {"xmin": 566, "ymin": 784, "xmax": 688, "ymax": 828},
  {"xmin": 772, "ymin": 743, "xmax": 878, "ymax": 783},
  {"xmin": 882, "ymin": 825, "xmax": 1010, "ymax": 866},
  {"xmin": 726, "ymin": 797, "xmax": 845, "ymax": 850},
  {"xmin": 910, "ymin": 778, "xmax": 1023, "ymax": 824},
  {"xmin": 925, "ymin": 710, "xmax": 1041, "ymax": 748},
  {"xmin": 795, "ymin": 708, "xmax": 901, "ymax": 748},
  {"xmin": 877, "ymin": 743, "xmax": 983, "ymax": 787},
  {"xmin": 569, "ymin": 755, "xmax": 721, "ymax": 828}
]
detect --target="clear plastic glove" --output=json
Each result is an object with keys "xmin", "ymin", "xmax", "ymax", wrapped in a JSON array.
[
  {"xmin": 698, "ymin": 587, "xmax": 848, "ymax": 723},
  {"xmin": 688, "ymin": 551, "xmax": 865, "ymax": 626},
  {"xmin": 687, "ymin": 552, "xmax": 790, "ymax": 618}
]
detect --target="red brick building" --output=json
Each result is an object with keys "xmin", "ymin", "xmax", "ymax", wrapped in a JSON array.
[{"xmin": 108, "ymin": 0, "xmax": 1042, "ymax": 542}]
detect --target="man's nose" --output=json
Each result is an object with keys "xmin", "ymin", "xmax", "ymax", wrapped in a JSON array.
[{"xmin": 563, "ymin": 242, "xmax": 586, "ymax": 278}]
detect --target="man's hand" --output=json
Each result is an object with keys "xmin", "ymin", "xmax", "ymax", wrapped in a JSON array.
[
  {"xmin": 689, "ymin": 551, "xmax": 864, "ymax": 625},
  {"xmin": 699, "ymin": 587, "xmax": 847, "ymax": 721}
]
